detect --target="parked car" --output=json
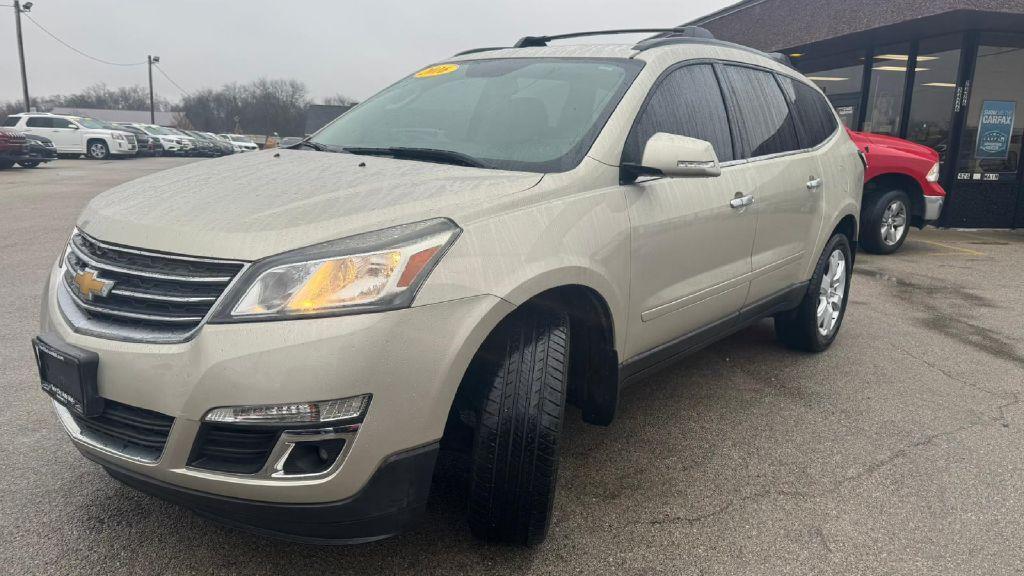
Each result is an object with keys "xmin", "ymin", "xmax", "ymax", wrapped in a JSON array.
[
  {"xmin": 0, "ymin": 128, "xmax": 29, "ymax": 169},
  {"xmin": 848, "ymin": 129, "xmax": 946, "ymax": 254},
  {"xmin": 19, "ymin": 133, "xmax": 58, "ymax": 167},
  {"xmin": 35, "ymin": 27, "xmax": 862, "ymax": 546},
  {"xmin": 217, "ymin": 133, "xmax": 259, "ymax": 152},
  {"xmin": 193, "ymin": 131, "xmax": 235, "ymax": 156},
  {"xmin": 128, "ymin": 124, "xmax": 184, "ymax": 155},
  {"xmin": 161, "ymin": 127, "xmax": 200, "ymax": 156},
  {"xmin": 3, "ymin": 113, "xmax": 137, "ymax": 159},
  {"xmin": 109, "ymin": 123, "xmax": 163, "ymax": 157}
]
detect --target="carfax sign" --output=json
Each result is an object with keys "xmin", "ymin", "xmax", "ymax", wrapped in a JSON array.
[{"xmin": 975, "ymin": 100, "xmax": 1016, "ymax": 160}]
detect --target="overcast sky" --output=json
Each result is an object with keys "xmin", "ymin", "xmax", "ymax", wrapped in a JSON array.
[{"xmin": 0, "ymin": 0, "xmax": 732, "ymax": 105}]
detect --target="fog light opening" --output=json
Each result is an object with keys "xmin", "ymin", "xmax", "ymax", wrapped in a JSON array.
[{"xmin": 282, "ymin": 439, "xmax": 346, "ymax": 475}]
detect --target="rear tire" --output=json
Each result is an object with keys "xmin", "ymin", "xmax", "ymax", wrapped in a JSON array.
[
  {"xmin": 861, "ymin": 189, "xmax": 910, "ymax": 254},
  {"xmin": 468, "ymin": 310, "xmax": 569, "ymax": 546},
  {"xmin": 775, "ymin": 233, "xmax": 852, "ymax": 352}
]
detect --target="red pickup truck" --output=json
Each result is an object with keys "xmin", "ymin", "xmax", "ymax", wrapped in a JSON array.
[
  {"xmin": 0, "ymin": 129, "xmax": 29, "ymax": 170},
  {"xmin": 848, "ymin": 129, "xmax": 946, "ymax": 254}
]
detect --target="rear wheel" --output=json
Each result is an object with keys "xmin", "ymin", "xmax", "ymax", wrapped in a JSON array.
[
  {"xmin": 861, "ymin": 189, "xmax": 910, "ymax": 254},
  {"xmin": 775, "ymin": 233, "xmax": 852, "ymax": 352},
  {"xmin": 87, "ymin": 140, "xmax": 110, "ymax": 160},
  {"xmin": 468, "ymin": 310, "xmax": 569, "ymax": 545}
]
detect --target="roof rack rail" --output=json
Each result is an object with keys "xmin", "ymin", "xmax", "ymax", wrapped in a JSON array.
[{"xmin": 512, "ymin": 26, "xmax": 714, "ymax": 48}]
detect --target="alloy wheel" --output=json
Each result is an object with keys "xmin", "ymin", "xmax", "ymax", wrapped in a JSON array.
[
  {"xmin": 816, "ymin": 249, "xmax": 846, "ymax": 336},
  {"xmin": 880, "ymin": 199, "xmax": 907, "ymax": 246}
]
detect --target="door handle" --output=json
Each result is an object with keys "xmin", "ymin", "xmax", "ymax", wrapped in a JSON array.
[
  {"xmin": 730, "ymin": 194, "xmax": 754, "ymax": 209},
  {"xmin": 807, "ymin": 177, "xmax": 823, "ymax": 189}
]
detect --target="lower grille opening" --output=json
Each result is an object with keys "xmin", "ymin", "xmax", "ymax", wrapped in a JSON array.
[
  {"xmin": 188, "ymin": 424, "xmax": 280, "ymax": 475},
  {"xmin": 70, "ymin": 400, "xmax": 174, "ymax": 461}
]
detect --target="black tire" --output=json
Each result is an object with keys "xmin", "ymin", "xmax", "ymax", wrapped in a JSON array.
[
  {"xmin": 860, "ymin": 189, "xmax": 911, "ymax": 254},
  {"xmin": 17, "ymin": 161, "xmax": 40, "ymax": 168},
  {"xmin": 775, "ymin": 233, "xmax": 853, "ymax": 352},
  {"xmin": 0, "ymin": 161, "xmax": 13, "ymax": 170},
  {"xmin": 87, "ymin": 140, "xmax": 110, "ymax": 160},
  {"xmin": 468, "ymin": 310, "xmax": 569, "ymax": 545}
]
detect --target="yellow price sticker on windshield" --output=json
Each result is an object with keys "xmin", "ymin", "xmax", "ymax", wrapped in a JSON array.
[{"xmin": 415, "ymin": 64, "xmax": 459, "ymax": 78}]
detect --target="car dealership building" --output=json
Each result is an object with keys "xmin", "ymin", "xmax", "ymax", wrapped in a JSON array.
[{"xmin": 689, "ymin": 0, "xmax": 1024, "ymax": 228}]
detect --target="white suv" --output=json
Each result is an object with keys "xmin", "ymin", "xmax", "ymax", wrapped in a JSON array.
[
  {"xmin": 4, "ymin": 113, "xmax": 137, "ymax": 159},
  {"xmin": 35, "ymin": 28, "xmax": 863, "ymax": 545}
]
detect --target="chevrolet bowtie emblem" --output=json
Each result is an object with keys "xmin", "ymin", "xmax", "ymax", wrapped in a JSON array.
[{"xmin": 73, "ymin": 268, "xmax": 115, "ymax": 301}]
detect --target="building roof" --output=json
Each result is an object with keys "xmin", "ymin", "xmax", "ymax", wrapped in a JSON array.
[
  {"xmin": 49, "ymin": 107, "xmax": 180, "ymax": 126},
  {"xmin": 686, "ymin": 0, "xmax": 1024, "ymax": 52}
]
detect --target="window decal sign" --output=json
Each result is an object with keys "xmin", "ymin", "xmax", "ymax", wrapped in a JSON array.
[{"xmin": 976, "ymin": 100, "xmax": 1015, "ymax": 159}]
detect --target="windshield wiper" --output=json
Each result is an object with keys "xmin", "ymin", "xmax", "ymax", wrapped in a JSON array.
[
  {"xmin": 341, "ymin": 147, "xmax": 489, "ymax": 169},
  {"xmin": 293, "ymin": 140, "xmax": 340, "ymax": 152}
]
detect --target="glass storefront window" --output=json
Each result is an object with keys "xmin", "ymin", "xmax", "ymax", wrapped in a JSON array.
[
  {"xmin": 906, "ymin": 35, "xmax": 962, "ymax": 167},
  {"xmin": 957, "ymin": 33, "xmax": 1024, "ymax": 180},
  {"xmin": 863, "ymin": 43, "xmax": 912, "ymax": 136},
  {"xmin": 795, "ymin": 50, "xmax": 865, "ymax": 128}
]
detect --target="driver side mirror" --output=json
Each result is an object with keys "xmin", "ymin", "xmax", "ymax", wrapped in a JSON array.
[{"xmin": 624, "ymin": 133, "xmax": 722, "ymax": 181}]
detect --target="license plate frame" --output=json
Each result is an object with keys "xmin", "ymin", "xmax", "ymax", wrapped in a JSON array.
[{"xmin": 32, "ymin": 335, "xmax": 102, "ymax": 417}]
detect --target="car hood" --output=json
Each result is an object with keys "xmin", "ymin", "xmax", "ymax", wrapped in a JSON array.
[
  {"xmin": 847, "ymin": 130, "xmax": 939, "ymax": 162},
  {"xmin": 78, "ymin": 149, "xmax": 543, "ymax": 261}
]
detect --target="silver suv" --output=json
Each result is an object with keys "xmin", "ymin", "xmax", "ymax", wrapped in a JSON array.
[{"xmin": 34, "ymin": 28, "xmax": 862, "ymax": 545}]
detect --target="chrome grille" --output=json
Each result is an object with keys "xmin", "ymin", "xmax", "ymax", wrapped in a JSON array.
[{"xmin": 60, "ymin": 230, "xmax": 245, "ymax": 341}]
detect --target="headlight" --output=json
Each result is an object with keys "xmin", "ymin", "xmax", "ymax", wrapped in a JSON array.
[
  {"xmin": 112, "ymin": 132, "xmax": 126, "ymax": 141},
  {"xmin": 211, "ymin": 218, "xmax": 460, "ymax": 322},
  {"xmin": 926, "ymin": 161, "xmax": 940, "ymax": 183}
]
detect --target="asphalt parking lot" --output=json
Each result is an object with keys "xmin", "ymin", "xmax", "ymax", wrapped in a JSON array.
[{"xmin": 2, "ymin": 158, "xmax": 1023, "ymax": 575}]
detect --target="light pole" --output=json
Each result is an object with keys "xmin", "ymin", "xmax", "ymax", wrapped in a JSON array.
[
  {"xmin": 147, "ymin": 55, "xmax": 159, "ymax": 123},
  {"xmin": 13, "ymin": 0, "xmax": 32, "ymax": 112}
]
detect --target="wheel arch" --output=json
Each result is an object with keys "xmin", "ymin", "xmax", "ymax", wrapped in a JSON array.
[{"xmin": 865, "ymin": 172, "xmax": 926, "ymax": 228}]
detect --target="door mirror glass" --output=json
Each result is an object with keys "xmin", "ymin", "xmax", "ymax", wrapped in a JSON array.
[{"xmin": 637, "ymin": 133, "xmax": 722, "ymax": 178}]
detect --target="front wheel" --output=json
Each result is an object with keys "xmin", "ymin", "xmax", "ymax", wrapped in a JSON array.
[
  {"xmin": 87, "ymin": 141, "xmax": 110, "ymax": 160},
  {"xmin": 861, "ymin": 189, "xmax": 910, "ymax": 254},
  {"xmin": 468, "ymin": 310, "xmax": 569, "ymax": 545},
  {"xmin": 17, "ymin": 161, "xmax": 40, "ymax": 168},
  {"xmin": 775, "ymin": 233, "xmax": 853, "ymax": 352}
]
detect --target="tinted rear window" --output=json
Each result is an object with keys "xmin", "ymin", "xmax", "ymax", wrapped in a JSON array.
[
  {"xmin": 26, "ymin": 117, "xmax": 52, "ymax": 128},
  {"xmin": 778, "ymin": 76, "xmax": 839, "ymax": 148}
]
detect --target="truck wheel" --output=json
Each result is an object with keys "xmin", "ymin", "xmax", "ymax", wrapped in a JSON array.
[
  {"xmin": 468, "ymin": 310, "xmax": 569, "ymax": 545},
  {"xmin": 861, "ymin": 189, "xmax": 910, "ymax": 254},
  {"xmin": 775, "ymin": 233, "xmax": 852, "ymax": 352},
  {"xmin": 17, "ymin": 161, "xmax": 40, "ymax": 168},
  {"xmin": 87, "ymin": 140, "xmax": 110, "ymax": 160}
]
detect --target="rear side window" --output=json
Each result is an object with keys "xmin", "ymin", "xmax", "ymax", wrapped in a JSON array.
[
  {"xmin": 720, "ymin": 65, "xmax": 801, "ymax": 158},
  {"xmin": 623, "ymin": 64, "xmax": 734, "ymax": 164},
  {"xmin": 26, "ymin": 117, "xmax": 52, "ymax": 128},
  {"xmin": 778, "ymin": 76, "xmax": 839, "ymax": 148},
  {"xmin": 2, "ymin": 117, "xmax": 18, "ymax": 127}
]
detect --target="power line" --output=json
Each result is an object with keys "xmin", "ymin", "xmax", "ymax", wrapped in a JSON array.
[
  {"xmin": 153, "ymin": 63, "xmax": 190, "ymax": 96},
  {"xmin": 23, "ymin": 13, "xmax": 147, "ymax": 67}
]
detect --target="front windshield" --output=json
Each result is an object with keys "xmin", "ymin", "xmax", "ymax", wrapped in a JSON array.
[
  {"xmin": 310, "ymin": 58, "xmax": 643, "ymax": 173},
  {"xmin": 76, "ymin": 118, "xmax": 106, "ymax": 129}
]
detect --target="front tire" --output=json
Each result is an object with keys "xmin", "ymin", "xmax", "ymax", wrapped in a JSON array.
[
  {"xmin": 775, "ymin": 233, "xmax": 852, "ymax": 352},
  {"xmin": 861, "ymin": 189, "xmax": 910, "ymax": 254},
  {"xmin": 468, "ymin": 310, "xmax": 569, "ymax": 545},
  {"xmin": 17, "ymin": 161, "xmax": 40, "ymax": 168},
  {"xmin": 87, "ymin": 140, "xmax": 110, "ymax": 160}
]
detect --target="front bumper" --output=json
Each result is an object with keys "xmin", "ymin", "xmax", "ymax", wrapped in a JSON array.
[
  {"xmin": 924, "ymin": 194, "xmax": 944, "ymax": 222},
  {"xmin": 111, "ymin": 140, "xmax": 138, "ymax": 156},
  {"xmin": 41, "ymin": 261, "xmax": 512, "ymax": 537}
]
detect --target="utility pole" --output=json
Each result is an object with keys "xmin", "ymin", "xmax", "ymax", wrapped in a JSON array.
[
  {"xmin": 13, "ymin": 1, "xmax": 31, "ymax": 112},
  {"xmin": 147, "ymin": 55, "xmax": 159, "ymax": 123}
]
